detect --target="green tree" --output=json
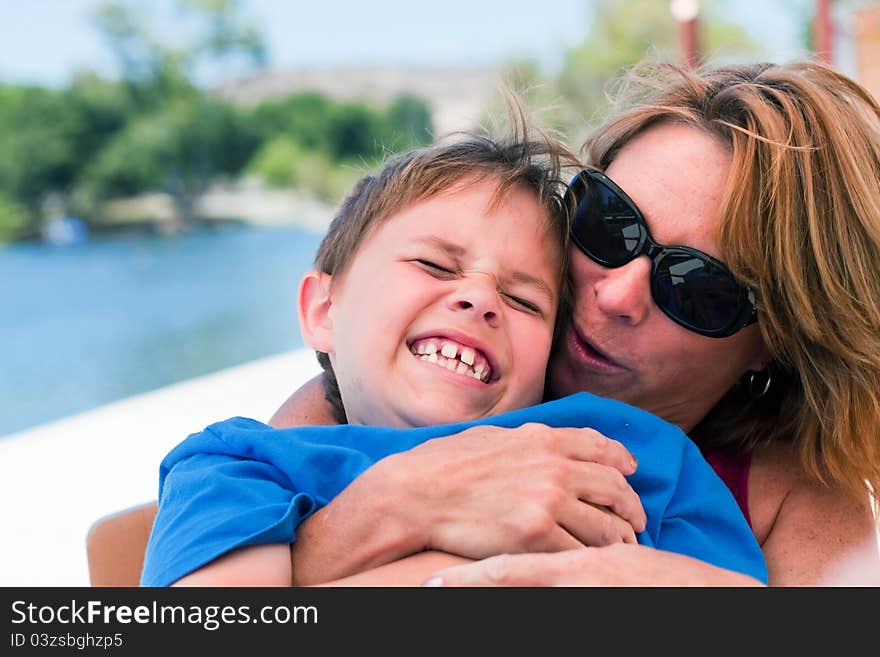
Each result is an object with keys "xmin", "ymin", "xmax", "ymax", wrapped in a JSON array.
[
  {"xmin": 386, "ymin": 94, "xmax": 434, "ymax": 150},
  {"xmin": 88, "ymin": 0, "xmax": 267, "ymax": 225},
  {"xmin": 245, "ymin": 135, "xmax": 360, "ymax": 202},
  {"xmin": 327, "ymin": 102, "xmax": 389, "ymax": 161},
  {"xmin": 247, "ymin": 92, "xmax": 335, "ymax": 150},
  {"xmin": 82, "ymin": 94, "xmax": 260, "ymax": 222},
  {"xmin": 0, "ymin": 86, "xmax": 78, "ymax": 221},
  {"xmin": 554, "ymin": 0, "xmax": 761, "ymax": 140},
  {"xmin": 0, "ymin": 191, "xmax": 30, "ymax": 241},
  {"xmin": 0, "ymin": 78, "xmax": 139, "ymax": 236},
  {"xmin": 92, "ymin": 0, "xmax": 266, "ymax": 93}
]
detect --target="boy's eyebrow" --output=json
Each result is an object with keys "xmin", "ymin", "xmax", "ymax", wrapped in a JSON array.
[
  {"xmin": 414, "ymin": 236, "xmax": 467, "ymax": 258},
  {"xmin": 508, "ymin": 270, "xmax": 556, "ymax": 303},
  {"xmin": 415, "ymin": 236, "xmax": 556, "ymax": 302}
]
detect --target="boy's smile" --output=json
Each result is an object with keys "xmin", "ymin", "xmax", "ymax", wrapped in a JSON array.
[
  {"xmin": 408, "ymin": 333, "xmax": 495, "ymax": 383},
  {"xmin": 309, "ymin": 176, "xmax": 563, "ymax": 428}
]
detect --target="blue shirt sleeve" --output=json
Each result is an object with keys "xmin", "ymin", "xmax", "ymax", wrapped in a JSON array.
[{"xmin": 141, "ymin": 392, "xmax": 767, "ymax": 586}]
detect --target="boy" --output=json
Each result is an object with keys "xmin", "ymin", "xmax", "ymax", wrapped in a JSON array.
[{"xmin": 141, "ymin": 119, "xmax": 767, "ymax": 587}]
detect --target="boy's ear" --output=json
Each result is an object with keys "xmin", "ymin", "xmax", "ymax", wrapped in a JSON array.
[{"xmin": 298, "ymin": 269, "xmax": 335, "ymax": 353}]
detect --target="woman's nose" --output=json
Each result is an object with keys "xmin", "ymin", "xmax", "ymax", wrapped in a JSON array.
[
  {"xmin": 592, "ymin": 257, "xmax": 653, "ymax": 326},
  {"xmin": 448, "ymin": 277, "xmax": 500, "ymax": 328}
]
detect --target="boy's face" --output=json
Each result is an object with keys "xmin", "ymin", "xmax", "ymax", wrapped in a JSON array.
[{"xmin": 324, "ymin": 176, "xmax": 562, "ymax": 427}]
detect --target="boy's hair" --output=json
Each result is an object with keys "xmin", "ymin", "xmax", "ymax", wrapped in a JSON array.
[{"xmin": 312, "ymin": 104, "xmax": 579, "ymax": 422}]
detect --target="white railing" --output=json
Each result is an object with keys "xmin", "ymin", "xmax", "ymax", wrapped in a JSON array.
[{"xmin": 0, "ymin": 348, "xmax": 320, "ymax": 586}]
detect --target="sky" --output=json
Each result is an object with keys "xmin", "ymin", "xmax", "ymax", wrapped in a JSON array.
[{"xmin": 0, "ymin": 0, "xmax": 830, "ymax": 88}]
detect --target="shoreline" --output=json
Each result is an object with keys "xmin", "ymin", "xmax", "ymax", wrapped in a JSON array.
[{"xmin": 4, "ymin": 180, "xmax": 337, "ymax": 245}]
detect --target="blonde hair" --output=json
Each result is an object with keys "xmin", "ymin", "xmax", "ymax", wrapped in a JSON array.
[
  {"xmin": 314, "ymin": 104, "xmax": 579, "ymax": 422},
  {"xmin": 585, "ymin": 59, "xmax": 880, "ymax": 499}
]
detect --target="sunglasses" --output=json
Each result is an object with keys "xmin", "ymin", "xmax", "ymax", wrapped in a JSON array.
[{"xmin": 568, "ymin": 168, "xmax": 757, "ymax": 338}]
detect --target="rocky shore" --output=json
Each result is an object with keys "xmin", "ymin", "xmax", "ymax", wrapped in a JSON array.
[{"xmin": 97, "ymin": 177, "xmax": 336, "ymax": 235}]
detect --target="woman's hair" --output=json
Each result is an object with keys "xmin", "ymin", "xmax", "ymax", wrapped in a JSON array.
[
  {"xmin": 313, "ymin": 99, "xmax": 579, "ymax": 423},
  {"xmin": 584, "ymin": 59, "xmax": 880, "ymax": 499}
]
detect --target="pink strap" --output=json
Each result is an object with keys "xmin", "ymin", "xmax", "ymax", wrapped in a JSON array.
[{"xmin": 703, "ymin": 449, "xmax": 752, "ymax": 528}]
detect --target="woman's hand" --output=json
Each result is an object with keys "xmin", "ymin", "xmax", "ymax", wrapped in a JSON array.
[
  {"xmin": 423, "ymin": 544, "xmax": 765, "ymax": 587},
  {"xmin": 291, "ymin": 422, "xmax": 646, "ymax": 585},
  {"xmin": 394, "ymin": 423, "xmax": 645, "ymax": 555}
]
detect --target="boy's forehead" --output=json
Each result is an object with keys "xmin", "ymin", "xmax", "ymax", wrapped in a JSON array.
[{"xmin": 394, "ymin": 175, "xmax": 553, "ymax": 225}]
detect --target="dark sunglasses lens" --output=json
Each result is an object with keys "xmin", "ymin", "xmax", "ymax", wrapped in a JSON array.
[
  {"xmin": 573, "ymin": 180, "xmax": 642, "ymax": 266},
  {"xmin": 652, "ymin": 252, "xmax": 745, "ymax": 333}
]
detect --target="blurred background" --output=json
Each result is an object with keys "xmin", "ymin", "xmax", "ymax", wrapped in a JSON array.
[{"xmin": 1, "ymin": 0, "xmax": 878, "ymax": 584}]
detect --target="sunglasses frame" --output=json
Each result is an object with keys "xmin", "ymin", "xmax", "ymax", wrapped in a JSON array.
[{"xmin": 568, "ymin": 168, "xmax": 758, "ymax": 339}]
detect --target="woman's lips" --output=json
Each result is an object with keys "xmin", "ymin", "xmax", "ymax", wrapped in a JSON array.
[{"xmin": 568, "ymin": 326, "xmax": 625, "ymax": 373}]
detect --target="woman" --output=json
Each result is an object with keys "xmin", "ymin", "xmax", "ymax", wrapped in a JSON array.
[{"xmin": 272, "ymin": 59, "xmax": 880, "ymax": 586}]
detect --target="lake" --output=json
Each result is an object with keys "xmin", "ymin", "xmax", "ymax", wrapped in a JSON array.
[{"xmin": 0, "ymin": 223, "xmax": 324, "ymax": 437}]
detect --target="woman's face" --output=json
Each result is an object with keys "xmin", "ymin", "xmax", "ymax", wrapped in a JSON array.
[{"xmin": 548, "ymin": 122, "xmax": 769, "ymax": 432}]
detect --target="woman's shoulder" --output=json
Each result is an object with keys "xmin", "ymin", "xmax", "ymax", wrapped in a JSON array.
[
  {"xmin": 747, "ymin": 443, "xmax": 801, "ymax": 544},
  {"xmin": 749, "ymin": 442, "xmax": 877, "ymax": 551}
]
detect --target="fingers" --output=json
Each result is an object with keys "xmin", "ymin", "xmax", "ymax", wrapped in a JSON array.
[
  {"xmin": 563, "ymin": 461, "xmax": 647, "ymax": 533},
  {"xmin": 423, "ymin": 554, "xmax": 543, "ymax": 587},
  {"xmin": 423, "ymin": 550, "xmax": 592, "ymax": 587},
  {"xmin": 394, "ymin": 423, "xmax": 647, "ymax": 557},
  {"xmin": 557, "ymin": 499, "xmax": 639, "ymax": 546},
  {"xmin": 524, "ymin": 424, "xmax": 637, "ymax": 476}
]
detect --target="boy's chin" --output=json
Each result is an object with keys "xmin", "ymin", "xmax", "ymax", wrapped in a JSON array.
[{"xmin": 393, "ymin": 399, "xmax": 513, "ymax": 428}]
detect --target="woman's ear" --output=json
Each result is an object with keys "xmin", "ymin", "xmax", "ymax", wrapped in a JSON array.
[
  {"xmin": 748, "ymin": 342, "xmax": 772, "ymax": 374},
  {"xmin": 298, "ymin": 269, "xmax": 335, "ymax": 353}
]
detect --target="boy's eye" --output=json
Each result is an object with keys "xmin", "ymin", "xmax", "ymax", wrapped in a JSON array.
[
  {"xmin": 504, "ymin": 294, "xmax": 542, "ymax": 315},
  {"xmin": 416, "ymin": 259, "xmax": 456, "ymax": 276}
]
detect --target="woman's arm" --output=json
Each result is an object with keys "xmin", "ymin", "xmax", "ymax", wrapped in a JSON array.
[
  {"xmin": 315, "ymin": 551, "xmax": 473, "ymax": 587},
  {"xmin": 423, "ymin": 444, "xmax": 880, "ymax": 587},
  {"xmin": 171, "ymin": 544, "xmax": 292, "ymax": 587},
  {"xmin": 264, "ymin": 379, "xmax": 647, "ymax": 586},
  {"xmin": 423, "ymin": 544, "xmax": 764, "ymax": 587},
  {"xmin": 269, "ymin": 375, "xmax": 338, "ymax": 428},
  {"xmin": 290, "ymin": 424, "xmax": 644, "ymax": 585}
]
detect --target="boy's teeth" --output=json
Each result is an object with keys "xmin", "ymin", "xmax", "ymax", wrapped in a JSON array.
[{"xmin": 410, "ymin": 337, "xmax": 493, "ymax": 383}]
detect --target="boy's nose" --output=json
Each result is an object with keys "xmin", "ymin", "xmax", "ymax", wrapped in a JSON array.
[
  {"xmin": 448, "ymin": 278, "xmax": 500, "ymax": 328},
  {"xmin": 593, "ymin": 256, "xmax": 652, "ymax": 326}
]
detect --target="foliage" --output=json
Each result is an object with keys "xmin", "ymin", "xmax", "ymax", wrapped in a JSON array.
[
  {"xmin": 242, "ymin": 93, "xmax": 433, "ymax": 201},
  {"xmin": 0, "ymin": 191, "xmax": 29, "ymax": 242},
  {"xmin": 387, "ymin": 94, "xmax": 434, "ymax": 149},
  {"xmin": 92, "ymin": 0, "xmax": 266, "ymax": 90},
  {"xmin": 0, "ymin": 86, "xmax": 79, "ymax": 213},
  {"xmin": 246, "ymin": 92, "xmax": 433, "ymax": 163},
  {"xmin": 0, "ymin": 71, "xmax": 432, "ymax": 238},
  {"xmin": 1, "ymin": 0, "xmax": 789, "ymax": 243},
  {"xmin": 0, "ymin": 0, "xmax": 439, "ymax": 242},
  {"xmin": 245, "ymin": 136, "xmax": 362, "ymax": 202},
  {"xmin": 554, "ymin": 0, "xmax": 761, "ymax": 141}
]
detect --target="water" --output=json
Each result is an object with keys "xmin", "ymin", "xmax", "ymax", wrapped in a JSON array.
[{"xmin": 0, "ymin": 223, "xmax": 324, "ymax": 437}]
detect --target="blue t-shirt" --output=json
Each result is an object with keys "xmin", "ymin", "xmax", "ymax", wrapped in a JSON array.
[{"xmin": 141, "ymin": 392, "xmax": 768, "ymax": 586}]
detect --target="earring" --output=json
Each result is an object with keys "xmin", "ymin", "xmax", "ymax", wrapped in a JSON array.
[{"xmin": 748, "ymin": 368, "xmax": 772, "ymax": 399}]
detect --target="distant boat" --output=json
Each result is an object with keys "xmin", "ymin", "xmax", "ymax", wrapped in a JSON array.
[{"xmin": 41, "ymin": 216, "xmax": 89, "ymax": 246}]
